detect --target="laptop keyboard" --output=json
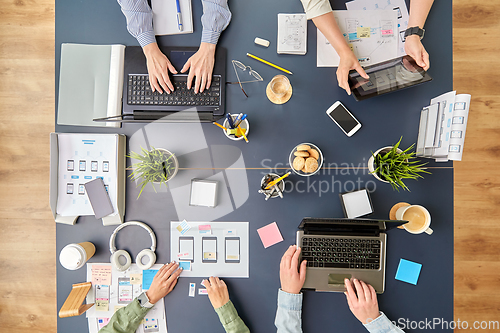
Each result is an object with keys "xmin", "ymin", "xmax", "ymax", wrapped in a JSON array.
[
  {"xmin": 127, "ymin": 74, "xmax": 221, "ymax": 106},
  {"xmin": 301, "ymin": 237, "xmax": 381, "ymax": 270}
]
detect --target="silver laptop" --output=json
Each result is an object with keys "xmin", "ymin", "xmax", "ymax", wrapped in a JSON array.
[{"xmin": 296, "ymin": 217, "xmax": 406, "ymax": 294}]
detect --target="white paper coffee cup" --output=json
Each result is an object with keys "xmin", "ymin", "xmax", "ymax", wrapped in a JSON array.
[{"xmin": 59, "ymin": 242, "xmax": 95, "ymax": 270}]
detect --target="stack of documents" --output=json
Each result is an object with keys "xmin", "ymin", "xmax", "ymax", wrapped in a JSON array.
[
  {"xmin": 277, "ymin": 14, "xmax": 307, "ymax": 55},
  {"xmin": 416, "ymin": 92, "xmax": 471, "ymax": 162}
]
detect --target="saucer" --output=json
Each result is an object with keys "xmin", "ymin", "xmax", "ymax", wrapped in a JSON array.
[{"xmin": 266, "ymin": 82, "xmax": 292, "ymax": 104}]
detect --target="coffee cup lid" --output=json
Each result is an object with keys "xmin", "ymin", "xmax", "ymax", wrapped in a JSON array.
[{"xmin": 60, "ymin": 245, "xmax": 85, "ymax": 270}]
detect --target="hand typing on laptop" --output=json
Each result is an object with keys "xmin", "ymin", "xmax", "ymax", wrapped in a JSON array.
[
  {"xmin": 181, "ymin": 42, "xmax": 216, "ymax": 94},
  {"xmin": 143, "ymin": 43, "xmax": 178, "ymax": 94}
]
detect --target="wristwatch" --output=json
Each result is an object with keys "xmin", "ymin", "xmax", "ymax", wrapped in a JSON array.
[
  {"xmin": 137, "ymin": 292, "xmax": 154, "ymax": 309},
  {"xmin": 404, "ymin": 26, "xmax": 425, "ymax": 40}
]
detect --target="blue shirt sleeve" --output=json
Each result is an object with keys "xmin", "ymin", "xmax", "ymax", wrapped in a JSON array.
[
  {"xmin": 274, "ymin": 289, "xmax": 303, "ymax": 333},
  {"xmin": 201, "ymin": 0, "xmax": 232, "ymax": 44},
  {"xmin": 117, "ymin": 0, "xmax": 156, "ymax": 47},
  {"xmin": 363, "ymin": 312, "xmax": 406, "ymax": 333}
]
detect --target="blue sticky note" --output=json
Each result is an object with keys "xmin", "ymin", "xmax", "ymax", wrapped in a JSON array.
[
  {"xmin": 395, "ymin": 259, "xmax": 422, "ymax": 285},
  {"xmin": 178, "ymin": 261, "xmax": 191, "ymax": 271},
  {"xmin": 142, "ymin": 269, "xmax": 158, "ymax": 290}
]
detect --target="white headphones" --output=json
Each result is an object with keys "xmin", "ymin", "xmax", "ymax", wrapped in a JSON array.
[{"xmin": 109, "ymin": 221, "xmax": 157, "ymax": 271}]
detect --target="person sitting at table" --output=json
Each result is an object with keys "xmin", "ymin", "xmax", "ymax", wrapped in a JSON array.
[
  {"xmin": 299, "ymin": 0, "xmax": 434, "ymax": 96},
  {"xmin": 99, "ymin": 262, "xmax": 249, "ymax": 333},
  {"xmin": 117, "ymin": 0, "xmax": 231, "ymax": 94},
  {"xmin": 275, "ymin": 245, "xmax": 405, "ymax": 333}
]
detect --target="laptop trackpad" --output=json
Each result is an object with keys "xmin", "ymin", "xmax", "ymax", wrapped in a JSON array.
[
  {"xmin": 170, "ymin": 51, "xmax": 196, "ymax": 72},
  {"xmin": 328, "ymin": 273, "xmax": 351, "ymax": 287}
]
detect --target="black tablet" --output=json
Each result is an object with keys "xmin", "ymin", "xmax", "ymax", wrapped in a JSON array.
[{"xmin": 348, "ymin": 55, "xmax": 432, "ymax": 101}]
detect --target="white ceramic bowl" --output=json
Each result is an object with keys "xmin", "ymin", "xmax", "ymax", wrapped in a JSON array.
[{"xmin": 289, "ymin": 143, "xmax": 323, "ymax": 177}]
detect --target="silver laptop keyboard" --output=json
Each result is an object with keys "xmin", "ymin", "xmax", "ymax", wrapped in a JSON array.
[{"xmin": 301, "ymin": 237, "xmax": 381, "ymax": 270}]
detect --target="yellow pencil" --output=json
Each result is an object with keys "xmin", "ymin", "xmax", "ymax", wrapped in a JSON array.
[
  {"xmin": 265, "ymin": 172, "xmax": 291, "ymax": 189},
  {"xmin": 213, "ymin": 122, "xmax": 228, "ymax": 131},
  {"xmin": 246, "ymin": 53, "xmax": 293, "ymax": 75},
  {"xmin": 237, "ymin": 125, "xmax": 249, "ymax": 143}
]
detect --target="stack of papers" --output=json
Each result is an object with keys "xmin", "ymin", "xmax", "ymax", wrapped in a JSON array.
[{"xmin": 277, "ymin": 14, "xmax": 307, "ymax": 55}]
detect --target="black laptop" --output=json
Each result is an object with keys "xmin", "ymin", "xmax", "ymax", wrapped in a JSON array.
[{"xmin": 122, "ymin": 46, "xmax": 226, "ymax": 122}]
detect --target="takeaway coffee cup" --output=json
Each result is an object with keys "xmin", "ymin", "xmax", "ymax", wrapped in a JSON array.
[
  {"xmin": 395, "ymin": 205, "xmax": 433, "ymax": 235},
  {"xmin": 59, "ymin": 242, "xmax": 96, "ymax": 270}
]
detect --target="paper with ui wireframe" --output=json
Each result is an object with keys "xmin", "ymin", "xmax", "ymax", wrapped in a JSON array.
[
  {"xmin": 176, "ymin": 219, "xmax": 191, "ymax": 235},
  {"xmin": 142, "ymin": 270, "xmax": 159, "ymax": 290},
  {"xmin": 395, "ymin": 259, "xmax": 422, "ymax": 285},
  {"xmin": 346, "ymin": 0, "xmax": 409, "ymax": 56},
  {"xmin": 152, "ymin": 0, "xmax": 193, "ymax": 35},
  {"xmin": 98, "ymin": 318, "xmax": 110, "ymax": 329},
  {"xmin": 317, "ymin": 10, "xmax": 398, "ymax": 67},
  {"xmin": 189, "ymin": 283, "xmax": 196, "ymax": 297},
  {"xmin": 92, "ymin": 265, "xmax": 112, "ymax": 285},
  {"xmin": 257, "ymin": 222, "xmax": 284, "ymax": 248},
  {"xmin": 277, "ymin": 13, "xmax": 307, "ymax": 55}
]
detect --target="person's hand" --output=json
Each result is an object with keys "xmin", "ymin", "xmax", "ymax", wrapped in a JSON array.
[
  {"xmin": 279, "ymin": 245, "xmax": 307, "ymax": 294},
  {"xmin": 337, "ymin": 51, "xmax": 369, "ymax": 95},
  {"xmin": 181, "ymin": 42, "xmax": 216, "ymax": 94},
  {"xmin": 143, "ymin": 43, "xmax": 178, "ymax": 94},
  {"xmin": 202, "ymin": 276, "xmax": 230, "ymax": 309},
  {"xmin": 145, "ymin": 262, "xmax": 182, "ymax": 304},
  {"xmin": 404, "ymin": 35, "xmax": 430, "ymax": 71},
  {"xmin": 344, "ymin": 278, "xmax": 380, "ymax": 324}
]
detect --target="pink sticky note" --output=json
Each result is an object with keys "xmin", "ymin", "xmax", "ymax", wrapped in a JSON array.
[
  {"xmin": 257, "ymin": 222, "xmax": 284, "ymax": 248},
  {"xmin": 382, "ymin": 29, "xmax": 393, "ymax": 35},
  {"xmin": 199, "ymin": 225, "xmax": 211, "ymax": 230}
]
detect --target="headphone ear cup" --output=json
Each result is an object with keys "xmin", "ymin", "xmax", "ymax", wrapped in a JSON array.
[
  {"xmin": 136, "ymin": 249, "xmax": 156, "ymax": 270},
  {"xmin": 111, "ymin": 250, "xmax": 132, "ymax": 271}
]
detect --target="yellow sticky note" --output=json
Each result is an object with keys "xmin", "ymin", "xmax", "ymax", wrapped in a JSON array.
[
  {"xmin": 96, "ymin": 300, "xmax": 109, "ymax": 312},
  {"xmin": 348, "ymin": 43, "xmax": 354, "ymax": 52},
  {"xmin": 130, "ymin": 274, "xmax": 142, "ymax": 285},
  {"xmin": 176, "ymin": 225, "xmax": 183, "ymax": 232},
  {"xmin": 203, "ymin": 252, "xmax": 216, "ymax": 259},
  {"xmin": 357, "ymin": 27, "xmax": 371, "ymax": 38}
]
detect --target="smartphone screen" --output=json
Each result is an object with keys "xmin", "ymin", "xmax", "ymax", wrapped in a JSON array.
[
  {"xmin": 202, "ymin": 237, "xmax": 217, "ymax": 263},
  {"xmin": 327, "ymin": 104, "xmax": 360, "ymax": 134},
  {"xmin": 179, "ymin": 237, "xmax": 194, "ymax": 262},
  {"xmin": 225, "ymin": 237, "xmax": 240, "ymax": 263}
]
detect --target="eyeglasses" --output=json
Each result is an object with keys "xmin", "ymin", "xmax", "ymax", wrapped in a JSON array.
[{"xmin": 230, "ymin": 60, "xmax": 263, "ymax": 97}]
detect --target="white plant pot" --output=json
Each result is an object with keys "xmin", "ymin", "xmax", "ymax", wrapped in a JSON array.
[
  {"xmin": 151, "ymin": 148, "xmax": 178, "ymax": 184},
  {"xmin": 368, "ymin": 146, "xmax": 403, "ymax": 183}
]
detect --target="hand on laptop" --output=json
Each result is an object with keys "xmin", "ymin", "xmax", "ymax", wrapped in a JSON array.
[
  {"xmin": 280, "ymin": 245, "xmax": 307, "ymax": 294},
  {"xmin": 203, "ymin": 276, "xmax": 230, "ymax": 309},
  {"xmin": 337, "ymin": 51, "xmax": 369, "ymax": 96},
  {"xmin": 344, "ymin": 278, "xmax": 381, "ymax": 325},
  {"xmin": 146, "ymin": 262, "xmax": 182, "ymax": 304},
  {"xmin": 181, "ymin": 42, "xmax": 216, "ymax": 94},
  {"xmin": 143, "ymin": 42, "xmax": 178, "ymax": 94},
  {"xmin": 404, "ymin": 35, "xmax": 430, "ymax": 71}
]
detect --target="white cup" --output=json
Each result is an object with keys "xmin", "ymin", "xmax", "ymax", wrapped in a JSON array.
[
  {"xmin": 59, "ymin": 242, "xmax": 96, "ymax": 270},
  {"xmin": 395, "ymin": 205, "xmax": 433, "ymax": 235}
]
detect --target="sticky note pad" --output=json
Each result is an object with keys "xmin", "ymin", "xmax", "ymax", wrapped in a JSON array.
[
  {"xmin": 179, "ymin": 261, "xmax": 191, "ymax": 271},
  {"xmin": 142, "ymin": 269, "xmax": 158, "ymax": 290},
  {"xmin": 395, "ymin": 259, "xmax": 422, "ymax": 285},
  {"xmin": 257, "ymin": 222, "xmax": 283, "ymax": 248},
  {"xmin": 357, "ymin": 27, "xmax": 371, "ymax": 38},
  {"xmin": 130, "ymin": 274, "xmax": 142, "ymax": 285}
]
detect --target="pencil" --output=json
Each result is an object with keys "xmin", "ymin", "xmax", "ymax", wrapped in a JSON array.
[
  {"xmin": 213, "ymin": 122, "xmax": 228, "ymax": 131},
  {"xmin": 265, "ymin": 171, "xmax": 291, "ymax": 189},
  {"xmin": 246, "ymin": 53, "xmax": 293, "ymax": 75},
  {"xmin": 237, "ymin": 125, "xmax": 249, "ymax": 143}
]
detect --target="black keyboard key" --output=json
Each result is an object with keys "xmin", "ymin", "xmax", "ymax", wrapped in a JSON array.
[{"xmin": 325, "ymin": 263, "xmax": 349, "ymax": 269}]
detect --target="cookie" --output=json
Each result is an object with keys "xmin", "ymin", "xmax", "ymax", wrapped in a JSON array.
[
  {"xmin": 301, "ymin": 166, "xmax": 307, "ymax": 173},
  {"xmin": 293, "ymin": 157, "xmax": 305, "ymax": 171},
  {"xmin": 296, "ymin": 144, "xmax": 311, "ymax": 151},
  {"xmin": 294, "ymin": 151, "xmax": 310, "ymax": 157},
  {"xmin": 304, "ymin": 157, "xmax": 319, "ymax": 173},
  {"xmin": 308, "ymin": 148, "xmax": 319, "ymax": 160}
]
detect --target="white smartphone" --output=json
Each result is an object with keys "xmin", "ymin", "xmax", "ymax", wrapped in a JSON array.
[{"xmin": 326, "ymin": 101, "xmax": 362, "ymax": 137}]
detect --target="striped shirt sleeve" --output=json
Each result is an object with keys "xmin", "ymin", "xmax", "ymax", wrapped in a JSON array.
[
  {"xmin": 117, "ymin": 0, "xmax": 156, "ymax": 47},
  {"xmin": 201, "ymin": 0, "xmax": 232, "ymax": 44}
]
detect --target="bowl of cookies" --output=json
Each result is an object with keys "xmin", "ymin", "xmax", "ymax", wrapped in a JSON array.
[{"xmin": 289, "ymin": 143, "xmax": 323, "ymax": 176}]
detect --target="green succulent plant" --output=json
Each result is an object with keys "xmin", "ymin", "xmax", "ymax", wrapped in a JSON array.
[
  {"xmin": 127, "ymin": 147, "xmax": 177, "ymax": 198},
  {"xmin": 371, "ymin": 137, "xmax": 430, "ymax": 191}
]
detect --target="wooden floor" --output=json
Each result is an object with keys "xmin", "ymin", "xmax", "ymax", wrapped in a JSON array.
[{"xmin": 0, "ymin": 0, "xmax": 498, "ymax": 332}]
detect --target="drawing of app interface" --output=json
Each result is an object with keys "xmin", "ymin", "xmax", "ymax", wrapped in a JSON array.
[
  {"xmin": 103, "ymin": 161, "xmax": 109, "ymax": 172},
  {"xmin": 91, "ymin": 161, "xmax": 98, "ymax": 172},
  {"xmin": 179, "ymin": 238, "xmax": 194, "ymax": 261},
  {"xmin": 67, "ymin": 160, "xmax": 74, "ymax": 171},
  {"xmin": 79, "ymin": 160, "xmax": 86, "ymax": 171},
  {"xmin": 203, "ymin": 238, "xmax": 217, "ymax": 261},
  {"xmin": 144, "ymin": 318, "xmax": 159, "ymax": 333},
  {"xmin": 226, "ymin": 239, "xmax": 240, "ymax": 261},
  {"xmin": 118, "ymin": 278, "xmax": 133, "ymax": 304}
]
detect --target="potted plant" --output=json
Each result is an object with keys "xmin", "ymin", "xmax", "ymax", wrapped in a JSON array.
[
  {"xmin": 367, "ymin": 137, "xmax": 430, "ymax": 191},
  {"xmin": 127, "ymin": 147, "xmax": 179, "ymax": 198}
]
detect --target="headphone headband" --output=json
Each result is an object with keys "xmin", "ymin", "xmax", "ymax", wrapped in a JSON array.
[{"xmin": 109, "ymin": 221, "xmax": 156, "ymax": 254}]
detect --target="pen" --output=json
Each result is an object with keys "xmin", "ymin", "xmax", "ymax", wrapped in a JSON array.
[
  {"xmin": 234, "ymin": 114, "xmax": 247, "ymax": 127},
  {"xmin": 176, "ymin": 0, "xmax": 183, "ymax": 32},
  {"xmin": 246, "ymin": 53, "xmax": 293, "ymax": 75},
  {"xmin": 213, "ymin": 122, "xmax": 228, "ymax": 131},
  {"xmin": 265, "ymin": 172, "xmax": 291, "ymax": 189},
  {"xmin": 233, "ymin": 113, "xmax": 243, "ymax": 126},
  {"xmin": 226, "ymin": 113, "xmax": 235, "ymax": 128}
]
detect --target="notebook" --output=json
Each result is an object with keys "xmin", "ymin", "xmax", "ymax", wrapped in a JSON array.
[
  {"xmin": 277, "ymin": 13, "xmax": 307, "ymax": 55},
  {"xmin": 152, "ymin": 0, "xmax": 193, "ymax": 35}
]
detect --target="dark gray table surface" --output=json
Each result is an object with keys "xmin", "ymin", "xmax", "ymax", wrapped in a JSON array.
[{"xmin": 55, "ymin": 0, "xmax": 454, "ymax": 332}]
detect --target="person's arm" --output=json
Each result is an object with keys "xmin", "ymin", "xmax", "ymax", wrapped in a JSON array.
[
  {"xmin": 203, "ymin": 276, "xmax": 250, "ymax": 333},
  {"xmin": 405, "ymin": 0, "xmax": 434, "ymax": 70},
  {"xmin": 274, "ymin": 245, "xmax": 308, "ymax": 333},
  {"xmin": 99, "ymin": 262, "xmax": 182, "ymax": 333},
  {"xmin": 299, "ymin": 0, "xmax": 368, "ymax": 95},
  {"xmin": 344, "ymin": 278, "xmax": 405, "ymax": 333},
  {"xmin": 181, "ymin": 0, "xmax": 231, "ymax": 94}
]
